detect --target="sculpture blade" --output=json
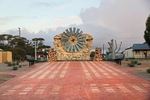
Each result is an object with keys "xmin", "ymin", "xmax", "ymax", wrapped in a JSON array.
[
  {"xmin": 73, "ymin": 27, "xmax": 76, "ymax": 33},
  {"xmin": 69, "ymin": 28, "xmax": 73, "ymax": 34},
  {"xmin": 75, "ymin": 45, "xmax": 80, "ymax": 52},
  {"xmin": 76, "ymin": 28, "xmax": 80, "ymax": 34}
]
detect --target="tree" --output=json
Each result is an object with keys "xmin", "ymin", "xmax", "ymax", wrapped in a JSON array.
[
  {"xmin": 9, "ymin": 37, "xmax": 29, "ymax": 60},
  {"xmin": 0, "ymin": 34, "xmax": 13, "ymax": 45},
  {"xmin": 0, "ymin": 34, "xmax": 13, "ymax": 50},
  {"xmin": 144, "ymin": 15, "xmax": 150, "ymax": 46},
  {"xmin": 32, "ymin": 38, "xmax": 50, "ymax": 60},
  {"xmin": 0, "ymin": 34, "xmax": 5, "ymax": 46},
  {"xmin": 0, "ymin": 35, "xmax": 34, "ymax": 61},
  {"xmin": 1, "ymin": 34, "xmax": 50, "ymax": 61},
  {"xmin": 107, "ymin": 39, "xmax": 122, "ymax": 59},
  {"xmin": 32, "ymin": 38, "xmax": 45, "ymax": 51}
]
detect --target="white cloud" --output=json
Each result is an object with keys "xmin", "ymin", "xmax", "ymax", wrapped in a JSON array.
[
  {"xmin": 1, "ymin": 0, "xmax": 149, "ymax": 51},
  {"xmin": 23, "ymin": 15, "xmax": 82, "ymax": 33},
  {"xmin": 0, "ymin": 18, "xmax": 11, "ymax": 25},
  {"xmin": 79, "ymin": 0, "xmax": 150, "ymax": 50},
  {"xmin": 50, "ymin": 16, "xmax": 83, "ymax": 30}
]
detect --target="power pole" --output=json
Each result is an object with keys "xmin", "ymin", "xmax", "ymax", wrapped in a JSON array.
[
  {"xmin": 34, "ymin": 41, "xmax": 37, "ymax": 60},
  {"xmin": 103, "ymin": 44, "xmax": 104, "ymax": 58},
  {"xmin": 18, "ymin": 27, "xmax": 21, "ymax": 37}
]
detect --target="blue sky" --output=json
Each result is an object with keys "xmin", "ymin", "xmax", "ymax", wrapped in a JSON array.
[{"xmin": 0, "ymin": 0, "xmax": 150, "ymax": 50}]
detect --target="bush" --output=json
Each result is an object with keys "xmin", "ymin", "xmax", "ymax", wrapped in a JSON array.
[
  {"xmin": 16, "ymin": 61, "xmax": 19, "ymax": 65},
  {"xmin": 131, "ymin": 60, "xmax": 138, "ymax": 64},
  {"xmin": 19, "ymin": 65, "xmax": 22, "ymax": 68},
  {"xmin": 4, "ymin": 61, "xmax": 9, "ymax": 64},
  {"xmin": 7, "ymin": 62, "xmax": 12, "ymax": 66},
  {"xmin": 137, "ymin": 63, "xmax": 142, "ymax": 65},
  {"xmin": 146, "ymin": 68, "xmax": 150, "ymax": 73},
  {"xmin": 12, "ymin": 62, "xmax": 16, "ymax": 66},
  {"xmin": 12, "ymin": 66, "xmax": 18, "ymax": 70},
  {"xmin": 128, "ymin": 63, "xmax": 135, "ymax": 67}
]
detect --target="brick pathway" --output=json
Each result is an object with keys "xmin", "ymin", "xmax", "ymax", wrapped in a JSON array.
[{"xmin": 0, "ymin": 61, "xmax": 150, "ymax": 100}]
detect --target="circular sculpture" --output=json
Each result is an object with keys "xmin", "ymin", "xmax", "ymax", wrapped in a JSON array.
[
  {"xmin": 61, "ymin": 28, "xmax": 86, "ymax": 53},
  {"xmin": 53, "ymin": 27, "xmax": 93, "ymax": 61}
]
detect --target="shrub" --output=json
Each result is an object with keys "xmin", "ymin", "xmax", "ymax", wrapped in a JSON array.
[
  {"xmin": 131, "ymin": 60, "xmax": 138, "ymax": 64},
  {"xmin": 137, "ymin": 63, "xmax": 142, "ymax": 65},
  {"xmin": 146, "ymin": 68, "xmax": 150, "ymax": 73},
  {"xmin": 12, "ymin": 62, "xmax": 16, "ymax": 66},
  {"xmin": 12, "ymin": 66, "xmax": 18, "ymax": 70},
  {"xmin": 7, "ymin": 62, "xmax": 12, "ymax": 66},
  {"xmin": 16, "ymin": 61, "xmax": 19, "ymax": 65},
  {"xmin": 128, "ymin": 63, "xmax": 135, "ymax": 67},
  {"xmin": 4, "ymin": 61, "xmax": 9, "ymax": 64},
  {"xmin": 19, "ymin": 65, "xmax": 22, "ymax": 68}
]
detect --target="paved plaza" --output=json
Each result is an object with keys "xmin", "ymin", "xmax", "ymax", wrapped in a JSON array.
[{"xmin": 0, "ymin": 61, "xmax": 150, "ymax": 100}]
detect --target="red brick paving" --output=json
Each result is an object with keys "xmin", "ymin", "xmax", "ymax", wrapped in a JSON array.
[{"xmin": 0, "ymin": 61, "xmax": 150, "ymax": 100}]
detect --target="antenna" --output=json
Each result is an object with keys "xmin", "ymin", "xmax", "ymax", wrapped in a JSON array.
[{"xmin": 18, "ymin": 27, "xmax": 21, "ymax": 37}]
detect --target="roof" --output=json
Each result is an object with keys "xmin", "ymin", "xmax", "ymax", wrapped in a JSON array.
[
  {"xmin": 125, "ymin": 47, "xmax": 132, "ymax": 50},
  {"xmin": 132, "ymin": 43, "xmax": 150, "ymax": 50}
]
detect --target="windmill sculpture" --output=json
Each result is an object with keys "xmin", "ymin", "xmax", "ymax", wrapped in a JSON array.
[{"xmin": 53, "ymin": 27, "xmax": 93, "ymax": 61}]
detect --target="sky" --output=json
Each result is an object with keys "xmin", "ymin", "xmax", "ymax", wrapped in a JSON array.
[{"xmin": 0, "ymin": 0, "xmax": 150, "ymax": 51}]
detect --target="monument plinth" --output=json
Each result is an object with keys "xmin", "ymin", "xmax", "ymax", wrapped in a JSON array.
[{"xmin": 53, "ymin": 27, "xmax": 93, "ymax": 60}]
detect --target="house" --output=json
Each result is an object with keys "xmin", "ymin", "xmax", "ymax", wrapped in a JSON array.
[{"xmin": 124, "ymin": 43, "xmax": 150, "ymax": 59}]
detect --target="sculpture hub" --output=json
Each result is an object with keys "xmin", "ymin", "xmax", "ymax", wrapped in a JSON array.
[{"xmin": 68, "ymin": 36, "xmax": 78, "ymax": 45}]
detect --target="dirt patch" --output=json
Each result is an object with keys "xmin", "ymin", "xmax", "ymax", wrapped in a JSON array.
[
  {"xmin": 0, "ymin": 61, "xmax": 31, "ymax": 84},
  {"xmin": 132, "ymin": 71, "xmax": 150, "ymax": 82},
  {"xmin": 118, "ymin": 59, "xmax": 150, "ymax": 81},
  {"xmin": 0, "ymin": 74, "xmax": 16, "ymax": 84},
  {"xmin": 0, "ymin": 61, "xmax": 30, "ymax": 72}
]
